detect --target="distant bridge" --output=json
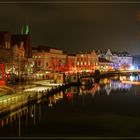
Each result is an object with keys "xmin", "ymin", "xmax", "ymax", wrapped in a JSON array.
[
  {"xmin": 82, "ymin": 70, "xmax": 140, "ymax": 77},
  {"xmin": 66, "ymin": 70, "xmax": 140, "ymax": 83}
]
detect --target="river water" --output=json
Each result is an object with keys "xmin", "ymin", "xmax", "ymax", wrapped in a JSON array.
[{"xmin": 1, "ymin": 76, "xmax": 140, "ymax": 137}]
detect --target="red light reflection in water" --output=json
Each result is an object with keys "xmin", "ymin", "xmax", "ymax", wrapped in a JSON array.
[
  {"xmin": 91, "ymin": 83, "xmax": 100, "ymax": 95},
  {"xmin": 66, "ymin": 92, "xmax": 73, "ymax": 101}
]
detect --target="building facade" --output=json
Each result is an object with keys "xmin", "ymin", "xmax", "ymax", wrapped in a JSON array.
[
  {"xmin": 65, "ymin": 54, "xmax": 76, "ymax": 73},
  {"xmin": 98, "ymin": 57, "xmax": 113, "ymax": 71},
  {"xmin": 76, "ymin": 50, "xmax": 98, "ymax": 72},
  {"xmin": 0, "ymin": 25, "xmax": 33, "ymax": 84},
  {"xmin": 105, "ymin": 49, "xmax": 133, "ymax": 70},
  {"xmin": 32, "ymin": 46, "xmax": 67, "ymax": 79}
]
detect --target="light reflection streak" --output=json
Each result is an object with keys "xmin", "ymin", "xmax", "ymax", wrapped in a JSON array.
[
  {"xmin": 120, "ymin": 75, "xmax": 140, "ymax": 85},
  {"xmin": 48, "ymin": 92, "xmax": 64, "ymax": 107},
  {"xmin": 0, "ymin": 75, "xmax": 139, "ymax": 131},
  {"xmin": 82, "ymin": 76, "xmax": 134, "ymax": 96},
  {"xmin": 91, "ymin": 83, "xmax": 100, "ymax": 96},
  {"xmin": 0, "ymin": 92, "xmax": 63, "ymax": 131}
]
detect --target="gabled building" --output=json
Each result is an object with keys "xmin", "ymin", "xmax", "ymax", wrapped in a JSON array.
[
  {"xmin": 0, "ymin": 25, "xmax": 33, "ymax": 84},
  {"xmin": 104, "ymin": 49, "xmax": 133, "ymax": 70},
  {"xmin": 117, "ymin": 51, "xmax": 132, "ymax": 70},
  {"xmin": 105, "ymin": 49, "xmax": 112, "ymax": 61},
  {"xmin": 11, "ymin": 34, "xmax": 32, "ymax": 58},
  {"xmin": 11, "ymin": 24, "xmax": 32, "ymax": 58},
  {"xmin": 76, "ymin": 50, "xmax": 98, "ymax": 72},
  {"xmin": 98, "ymin": 57, "xmax": 113, "ymax": 71},
  {"xmin": 10, "ymin": 24, "xmax": 33, "ymax": 75}
]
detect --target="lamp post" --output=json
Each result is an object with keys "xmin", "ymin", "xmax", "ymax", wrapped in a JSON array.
[
  {"xmin": 27, "ymin": 59, "xmax": 29, "ymax": 86},
  {"xmin": 43, "ymin": 49, "xmax": 45, "ymax": 71},
  {"xmin": 18, "ymin": 53, "xmax": 20, "ymax": 89}
]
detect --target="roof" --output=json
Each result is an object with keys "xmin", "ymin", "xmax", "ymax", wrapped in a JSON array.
[
  {"xmin": 0, "ymin": 31, "xmax": 11, "ymax": 46},
  {"xmin": 106, "ymin": 49, "xmax": 112, "ymax": 56},
  {"xmin": 105, "ymin": 50, "xmax": 131, "ymax": 57},
  {"xmin": 99, "ymin": 57, "xmax": 113, "ymax": 63},
  {"xmin": 11, "ymin": 34, "xmax": 28, "ymax": 46},
  {"xmin": 67, "ymin": 54, "xmax": 76, "ymax": 56},
  {"xmin": 32, "ymin": 45, "xmax": 61, "ymax": 52},
  {"xmin": 32, "ymin": 46, "xmax": 50, "ymax": 52},
  {"xmin": 114, "ymin": 51, "xmax": 131, "ymax": 57}
]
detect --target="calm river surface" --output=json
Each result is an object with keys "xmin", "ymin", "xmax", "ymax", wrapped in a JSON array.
[{"xmin": 1, "ymin": 76, "xmax": 140, "ymax": 137}]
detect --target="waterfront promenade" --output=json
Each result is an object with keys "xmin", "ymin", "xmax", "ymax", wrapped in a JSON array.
[{"xmin": 0, "ymin": 79, "xmax": 64, "ymax": 116}]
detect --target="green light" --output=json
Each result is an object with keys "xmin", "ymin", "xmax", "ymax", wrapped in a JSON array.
[
  {"xmin": 25, "ymin": 24, "xmax": 29, "ymax": 34},
  {"xmin": 21, "ymin": 24, "xmax": 29, "ymax": 35}
]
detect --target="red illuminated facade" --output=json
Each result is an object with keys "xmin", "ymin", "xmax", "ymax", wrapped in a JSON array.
[{"xmin": 0, "ymin": 64, "xmax": 5, "ymax": 85}]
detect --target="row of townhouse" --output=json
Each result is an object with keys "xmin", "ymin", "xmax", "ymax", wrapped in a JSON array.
[
  {"xmin": 32, "ymin": 47, "xmax": 133, "ymax": 77},
  {"xmin": 0, "ymin": 25, "xmax": 133, "ymax": 84}
]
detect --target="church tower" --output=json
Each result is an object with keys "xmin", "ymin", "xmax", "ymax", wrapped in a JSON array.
[
  {"xmin": 21, "ymin": 24, "xmax": 32, "ymax": 58},
  {"xmin": 21, "ymin": 24, "xmax": 29, "ymax": 35},
  {"xmin": 12, "ymin": 24, "xmax": 32, "ymax": 58}
]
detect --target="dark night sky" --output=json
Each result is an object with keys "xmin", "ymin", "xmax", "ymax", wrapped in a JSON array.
[{"xmin": 0, "ymin": 1, "xmax": 140, "ymax": 54}]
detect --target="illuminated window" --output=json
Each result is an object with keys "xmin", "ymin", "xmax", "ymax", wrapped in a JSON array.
[{"xmin": 77, "ymin": 62, "xmax": 79, "ymax": 65}]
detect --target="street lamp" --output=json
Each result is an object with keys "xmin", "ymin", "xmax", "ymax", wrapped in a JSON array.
[{"xmin": 18, "ymin": 53, "xmax": 20, "ymax": 89}]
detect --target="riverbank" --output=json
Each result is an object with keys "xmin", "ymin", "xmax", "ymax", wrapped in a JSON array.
[{"xmin": 0, "ymin": 80, "xmax": 72, "ymax": 117}]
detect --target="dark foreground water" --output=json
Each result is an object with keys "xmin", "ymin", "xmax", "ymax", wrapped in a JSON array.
[{"xmin": 1, "ymin": 77, "xmax": 140, "ymax": 137}]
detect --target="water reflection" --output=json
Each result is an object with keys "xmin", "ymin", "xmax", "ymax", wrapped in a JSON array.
[
  {"xmin": 120, "ymin": 74, "xmax": 140, "ymax": 82},
  {"xmin": 87, "ymin": 78, "xmax": 133, "ymax": 96},
  {"xmin": 1, "ymin": 76, "xmax": 140, "ymax": 137},
  {"xmin": 0, "ymin": 102, "xmax": 41, "ymax": 136},
  {"xmin": 58, "ymin": 76, "xmax": 140, "ymax": 97},
  {"xmin": 0, "ymin": 91, "xmax": 65, "ymax": 134},
  {"xmin": 48, "ymin": 91, "xmax": 64, "ymax": 107},
  {"xmin": 90, "ymin": 83, "xmax": 101, "ymax": 96}
]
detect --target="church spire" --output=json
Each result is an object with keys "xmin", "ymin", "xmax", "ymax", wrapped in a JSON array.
[{"xmin": 21, "ymin": 24, "xmax": 29, "ymax": 35}]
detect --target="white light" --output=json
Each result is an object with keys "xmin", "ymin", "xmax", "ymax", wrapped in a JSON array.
[
  {"xmin": 45, "ymin": 71, "xmax": 50, "ymax": 74},
  {"xmin": 31, "ymin": 114, "xmax": 34, "ymax": 118},
  {"xmin": 48, "ymin": 103, "xmax": 53, "ymax": 107},
  {"xmin": 24, "ymin": 86, "xmax": 51, "ymax": 92},
  {"xmin": 130, "ymin": 76, "xmax": 134, "ymax": 81},
  {"xmin": 130, "ymin": 66, "xmax": 135, "ymax": 70}
]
